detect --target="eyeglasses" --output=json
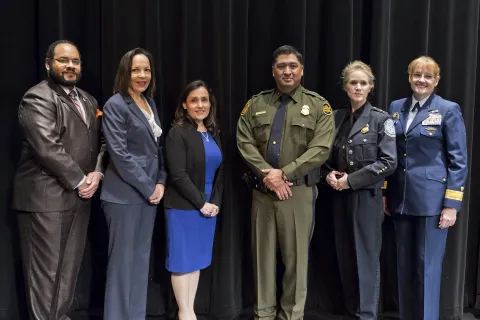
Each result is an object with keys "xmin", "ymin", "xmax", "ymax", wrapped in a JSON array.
[
  {"xmin": 411, "ymin": 72, "xmax": 435, "ymax": 81},
  {"xmin": 53, "ymin": 58, "xmax": 81, "ymax": 66}
]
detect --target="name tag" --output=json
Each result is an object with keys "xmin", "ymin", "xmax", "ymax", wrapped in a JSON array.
[{"xmin": 422, "ymin": 114, "xmax": 442, "ymax": 125}]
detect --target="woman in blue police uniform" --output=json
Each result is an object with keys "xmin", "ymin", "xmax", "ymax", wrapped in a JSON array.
[
  {"xmin": 384, "ymin": 56, "xmax": 468, "ymax": 320},
  {"xmin": 323, "ymin": 61, "xmax": 397, "ymax": 320}
]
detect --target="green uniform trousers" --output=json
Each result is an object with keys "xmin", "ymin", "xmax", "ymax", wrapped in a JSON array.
[{"xmin": 251, "ymin": 184, "xmax": 316, "ymax": 320}]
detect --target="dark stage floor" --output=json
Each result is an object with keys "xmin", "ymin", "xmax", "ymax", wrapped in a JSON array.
[{"xmin": 70, "ymin": 309, "xmax": 480, "ymax": 320}]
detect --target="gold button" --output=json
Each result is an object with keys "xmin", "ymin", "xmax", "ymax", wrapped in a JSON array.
[
  {"xmin": 443, "ymin": 178, "xmax": 446, "ymax": 182},
  {"xmin": 404, "ymin": 153, "xmax": 406, "ymax": 157},
  {"xmin": 405, "ymin": 138, "xmax": 407, "ymax": 141},
  {"xmin": 429, "ymin": 132, "xmax": 433, "ymax": 136},
  {"xmin": 404, "ymin": 169, "xmax": 406, "ymax": 172},
  {"xmin": 273, "ymin": 141, "xmax": 276, "ymax": 144},
  {"xmin": 301, "ymin": 124, "xmax": 305, "ymax": 127}
]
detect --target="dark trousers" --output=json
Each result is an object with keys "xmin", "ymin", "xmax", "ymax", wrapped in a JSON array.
[
  {"xmin": 393, "ymin": 214, "xmax": 448, "ymax": 320},
  {"xmin": 333, "ymin": 189, "xmax": 383, "ymax": 320},
  {"xmin": 103, "ymin": 201, "xmax": 157, "ymax": 320},
  {"xmin": 17, "ymin": 200, "xmax": 90, "ymax": 320}
]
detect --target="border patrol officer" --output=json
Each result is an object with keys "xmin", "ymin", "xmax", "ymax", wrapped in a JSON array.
[
  {"xmin": 236, "ymin": 45, "xmax": 335, "ymax": 320},
  {"xmin": 384, "ymin": 56, "xmax": 468, "ymax": 320},
  {"xmin": 323, "ymin": 61, "xmax": 397, "ymax": 320}
]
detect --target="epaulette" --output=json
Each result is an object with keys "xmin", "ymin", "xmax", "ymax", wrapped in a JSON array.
[
  {"xmin": 302, "ymin": 88, "xmax": 323, "ymax": 100},
  {"xmin": 252, "ymin": 89, "xmax": 275, "ymax": 98},
  {"xmin": 372, "ymin": 106, "xmax": 388, "ymax": 114}
]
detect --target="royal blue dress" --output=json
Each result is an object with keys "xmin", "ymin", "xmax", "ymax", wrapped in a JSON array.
[{"xmin": 165, "ymin": 132, "xmax": 222, "ymax": 273}]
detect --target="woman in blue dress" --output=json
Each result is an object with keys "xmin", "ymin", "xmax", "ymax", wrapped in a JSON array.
[{"xmin": 163, "ymin": 80, "xmax": 224, "ymax": 320}]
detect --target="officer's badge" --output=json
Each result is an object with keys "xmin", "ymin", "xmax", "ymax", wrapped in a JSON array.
[
  {"xmin": 392, "ymin": 112, "xmax": 399, "ymax": 120},
  {"xmin": 361, "ymin": 124, "xmax": 369, "ymax": 134},
  {"xmin": 424, "ymin": 127, "xmax": 437, "ymax": 131},
  {"xmin": 255, "ymin": 111, "xmax": 266, "ymax": 116},
  {"xmin": 322, "ymin": 102, "xmax": 333, "ymax": 116},
  {"xmin": 384, "ymin": 119, "xmax": 396, "ymax": 137},
  {"xmin": 241, "ymin": 99, "xmax": 252, "ymax": 116},
  {"xmin": 422, "ymin": 114, "xmax": 442, "ymax": 125},
  {"xmin": 301, "ymin": 105, "xmax": 310, "ymax": 116}
]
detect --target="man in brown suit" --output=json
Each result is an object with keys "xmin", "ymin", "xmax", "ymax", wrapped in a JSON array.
[{"xmin": 13, "ymin": 40, "xmax": 106, "ymax": 320}]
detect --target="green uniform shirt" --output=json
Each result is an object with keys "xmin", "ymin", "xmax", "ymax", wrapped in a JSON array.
[{"xmin": 237, "ymin": 85, "xmax": 335, "ymax": 180}]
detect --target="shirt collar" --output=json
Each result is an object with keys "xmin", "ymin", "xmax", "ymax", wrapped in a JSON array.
[
  {"xmin": 274, "ymin": 85, "xmax": 303, "ymax": 103},
  {"xmin": 60, "ymin": 85, "xmax": 77, "ymax": 96},
  {"xmin": 411, "ymin": 94, "xmax": 430, "ymax": 110},
  {"xmin": 351, "ymin": 102, "xmax": 367, "ymax": 121}
]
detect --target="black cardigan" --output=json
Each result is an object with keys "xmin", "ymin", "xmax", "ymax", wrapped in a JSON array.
[{"xmin": 163, "ymin": 124, "xmax": 224, "ymax": 210}]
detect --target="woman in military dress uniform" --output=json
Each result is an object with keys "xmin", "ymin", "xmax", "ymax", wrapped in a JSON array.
[{"xmin": 384, "ymin": 56, "xmax": 468, "ymax": 320}]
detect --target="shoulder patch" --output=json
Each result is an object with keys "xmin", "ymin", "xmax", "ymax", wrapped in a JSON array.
[
  {"xmin": 384, "ymin": 119, "xmax": 396, "ymax": 137},
  {"xmin": 322, "ymin": 101, "xmax": 333, "ymax": 116},
  {"xmin": 241, "ymin": 99, "xmax": 252, "ymax": 116}
]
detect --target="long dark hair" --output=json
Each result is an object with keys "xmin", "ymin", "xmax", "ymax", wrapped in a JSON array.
[
  {"xmin": 113, "ymin": 48, "xmax": 156, "ymax": 98},
  {"xmin": 173, "ymin": 80, "xmax": 219, "ymax": 135}
]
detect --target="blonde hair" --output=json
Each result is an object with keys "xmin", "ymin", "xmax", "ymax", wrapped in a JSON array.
[
  {"xmin": 408, "ymin": 56, "xmax": 441, "ymax": 77},
  {"xmin": 341, "ymin": 60, "xmax": 375, "ymax": 91}
]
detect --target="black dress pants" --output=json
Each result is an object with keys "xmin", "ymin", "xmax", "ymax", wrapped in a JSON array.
[{"xmin": 332, "ymin": 189, "xmax": 384, "ymax": 320}]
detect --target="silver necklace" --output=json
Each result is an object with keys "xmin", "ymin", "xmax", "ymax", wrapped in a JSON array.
[{"xmin": 200, "ymin": 131, "xmax": 210, "ymax": 142}]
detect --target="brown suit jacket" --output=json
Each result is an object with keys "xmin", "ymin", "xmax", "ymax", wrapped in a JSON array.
[{"xmin": 13, "ymin": 79, "xmax": 107, "ymax": 212}]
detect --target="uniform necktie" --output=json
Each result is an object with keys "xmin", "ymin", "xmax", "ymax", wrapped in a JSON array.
[
  {"xmin": 412, "ymin": 101, "xmax": 420, "ymax": 113},
  {"xmin": 266, "ymin": 94, "xmax": 289, "ymax": 168},
  {"xmin": 68, "ymin": 90, "xmax": 85, "ymax": 122}
]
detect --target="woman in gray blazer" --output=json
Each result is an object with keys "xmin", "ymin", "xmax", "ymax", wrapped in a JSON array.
[{"xmin": 100, "ymin": 48, "xmax": 167, "ymax": 320}]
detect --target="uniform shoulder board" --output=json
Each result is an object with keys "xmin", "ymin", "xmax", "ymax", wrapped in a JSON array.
[
  {"xmin": 372, "ymin": 106, "xmax": 388, "ymax": 114},
  {"xmin": 252, "ymin": 89, "xmax": 275, "ymax": 97},
  {"xmin": 302, "ymin": 88, "xmax": 322, "ymax": 99}
]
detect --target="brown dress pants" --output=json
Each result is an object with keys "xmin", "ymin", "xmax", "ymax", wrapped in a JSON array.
[{"xmin": 17, "ymin": 199, "xmax": 90, "ymax": 320}]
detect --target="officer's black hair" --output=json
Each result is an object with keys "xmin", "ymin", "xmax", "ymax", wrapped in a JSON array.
[
  {"xmin": 272, "ymin": 45, "xmax": 303, "ymax": 65},
  {"xmin": 45, "ymin": 40, "xmax": 80, "ymax": 61}
]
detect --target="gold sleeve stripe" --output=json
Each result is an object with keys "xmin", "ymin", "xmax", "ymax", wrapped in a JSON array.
[
  {"xmin": 381, "ymin": 181, "xmax": 387, "ymax": 190},
  {"xmin": 445, "ymin": 189, "xmax": 463, "ymax": 201}
]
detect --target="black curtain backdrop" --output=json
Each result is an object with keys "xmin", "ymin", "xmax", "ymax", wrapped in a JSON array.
[{"xmin": 1, "ymin": 1, "xmax": 480, "ymax": 319}]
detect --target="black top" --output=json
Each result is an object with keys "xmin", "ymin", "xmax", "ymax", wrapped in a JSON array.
[
  {"xmin": 332, "ymin": 103, "xmax": 366, "ymax": 172},
  {"xmin": 163, "ymin": 124, "xmax": 224, "ymax": 210}
]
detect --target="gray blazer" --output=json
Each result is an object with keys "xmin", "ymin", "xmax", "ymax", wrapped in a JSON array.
[{"xmin": 100, "ymin": 93, "xmax": 167, "ymax": 204}]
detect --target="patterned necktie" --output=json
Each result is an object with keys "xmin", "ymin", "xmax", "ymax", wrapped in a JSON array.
[
  {"xmin": 68, "ymin": 90, "xmax": 85, "ymax": 122},
  {"xmin": 412, "ymin": 101, "xmax": 420, "ymax": 113}
]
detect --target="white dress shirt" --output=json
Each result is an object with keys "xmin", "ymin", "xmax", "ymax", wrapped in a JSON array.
[{"xmin": 405, "ymin": 95, "xmax": 430, "ymax": 131}]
